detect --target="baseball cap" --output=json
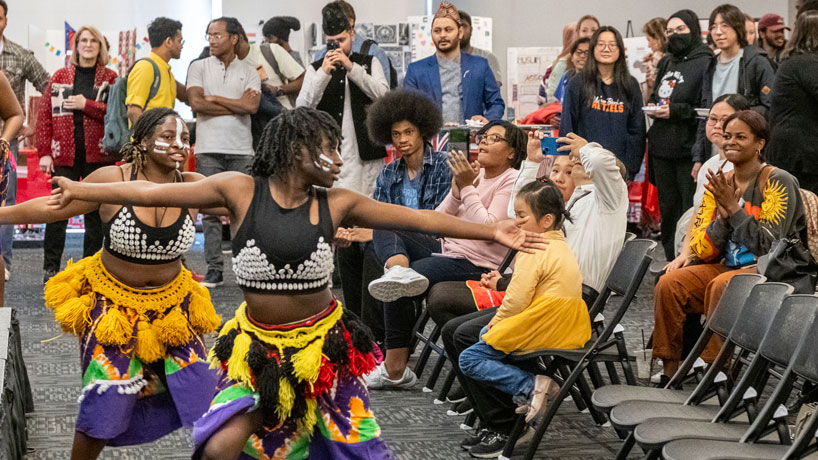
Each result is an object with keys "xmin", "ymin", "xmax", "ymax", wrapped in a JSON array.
[{"xmin": 758, "ymin": 14, "xmax": 790, "ymax": 31}]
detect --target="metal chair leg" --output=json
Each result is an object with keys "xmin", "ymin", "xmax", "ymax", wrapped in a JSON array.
[
  {"xmin": 413, "ymin": 323, "xmax": 440, "ymax": 378},
  {"xmin": 435, "ymin": 368, "xmax": 457, "ymax": 404},
  {"xmin": 424, "ymin": 350, "xmax": 447, "ymax": 392}
]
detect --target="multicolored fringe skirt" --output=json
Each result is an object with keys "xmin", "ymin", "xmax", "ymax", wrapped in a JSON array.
[
  {"xmin": 193, "ymin": 300, "xmax": 394, "ymax": 459},
  {"xmin": 43, "ymin": 252, "xmax": 222, "ymax": 445}
]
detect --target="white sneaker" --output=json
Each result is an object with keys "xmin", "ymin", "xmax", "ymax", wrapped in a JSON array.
[
  {"xmin": 650, "ymin": 371, "xmax": 664, "ymax": 384},
  {"xmin": 364, "ymin": 363, "xmax": 418, "ymax": 390},
  {"xmin": 367, "ymin": 266, "xmax": 429, "ymax": 302},
  {"xmin": 4, "ymin": 268, "xmax": 9, "ymax": 281}
]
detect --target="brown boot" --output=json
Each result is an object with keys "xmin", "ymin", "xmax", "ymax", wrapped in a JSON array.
[{"xmin": 525, "ymin": 375, "xmax": 560, "ymax": 423}]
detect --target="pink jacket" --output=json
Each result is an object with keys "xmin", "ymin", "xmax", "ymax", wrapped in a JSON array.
[{"xmin": 436, "ymin": 167, "xmax": 518, "ymax": 269}]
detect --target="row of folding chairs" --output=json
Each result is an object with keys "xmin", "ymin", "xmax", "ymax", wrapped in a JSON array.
[{"xmin": 592, "ymin": 274, "xmax": 818, "ymax": 459}]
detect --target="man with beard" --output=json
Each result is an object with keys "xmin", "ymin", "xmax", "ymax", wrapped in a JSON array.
[
  {"xmin": 757, "ymin": 14, "xmax": 789, "ymax": 64},
  {"xmin": 403, "ymin": 2, "xmax": 504, "ymax": 124},
  {"xmin": 458, "ymin": 10, "xmax": 502, "ymax": 87}
]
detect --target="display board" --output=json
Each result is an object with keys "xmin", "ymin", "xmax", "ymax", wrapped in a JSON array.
[{"xmin": 506, "ymin": 46, "xmax": 561, "ymax": 119}]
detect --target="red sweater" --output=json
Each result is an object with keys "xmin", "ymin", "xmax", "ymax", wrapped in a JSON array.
[{"xmin": 36, "ymin": 65, "xmax": 120, "ymax": 166}]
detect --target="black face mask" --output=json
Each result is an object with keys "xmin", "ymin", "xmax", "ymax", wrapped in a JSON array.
[{"xmin": 667, "ymin": 33, "xmax": 696, "ymax": 56}]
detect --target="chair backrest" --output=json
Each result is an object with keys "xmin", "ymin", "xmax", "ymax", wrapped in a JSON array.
[
  {"xmin": 593, "ymin": 239, "xmax": 657, "ymax": 340},
  {"xmin": 793, "ymin": 306, "xmax": 818, "ymax": 383},
  {"xmin": 759, "ymin": 295, "xmax": 818, "ymax": 368},
  {"xmin": 728, "ymin": 283, "xmax": 793, "ymax": 352},
  {"xmin": 624, "ymin": 232, "xmax": 636, "ymax": 244},
  {"xmin": 604, "ymin": 239, "xmax": 656, "ymax": 296},
  {"xmin": 707, "ymin": 274, "xmax": 767, "ymax": 338}
]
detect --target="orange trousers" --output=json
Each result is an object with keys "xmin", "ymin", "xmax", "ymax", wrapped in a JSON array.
[{"xmin": 652, "ymin": 263, "xmax": 756, "ymax": 363}]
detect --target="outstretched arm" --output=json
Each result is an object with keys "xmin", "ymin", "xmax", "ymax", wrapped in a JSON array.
[
  {"xmin": 50, "ymin": 172, "xmax": 249, "ymax": 214},
  {"xmin": 332, "ymin": 189, "xmax": 547, "ymax": 252}
]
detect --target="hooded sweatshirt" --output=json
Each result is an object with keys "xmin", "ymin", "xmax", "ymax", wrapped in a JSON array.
[
  {"xmin": 647, "ymin": 10, "xmax": 714, "ymax": 161},
  {"xmin": 692, "ymin": 44, "xmax": 777, "ymax": 163}
]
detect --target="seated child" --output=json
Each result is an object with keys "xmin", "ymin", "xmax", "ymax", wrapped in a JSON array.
[{"xmin": 458, "ymin": 179, "xmax": 592, "ymax": 422}]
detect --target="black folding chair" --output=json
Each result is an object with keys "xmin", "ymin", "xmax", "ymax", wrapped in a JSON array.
[
  {"xmin": 637, "ymin": 294, "xmax": 818, "ymax": 459},
  {"xmin": 608, "ymin": 282, "xmax": 797, "ymax": 459}
]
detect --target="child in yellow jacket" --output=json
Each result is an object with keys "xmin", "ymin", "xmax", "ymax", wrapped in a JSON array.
[{"xmin": 459, "ymin": 179, "xmax": 592, "ymax": 424}]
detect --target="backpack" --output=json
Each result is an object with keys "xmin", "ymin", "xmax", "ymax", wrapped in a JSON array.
[
  {"xmin": 360, "ymin": 39, "xmax": 398, "ymax": 89},
  {"xmin": 251, "ymin": 84, "xmax": 285, "ymax": 150},
  {"xmin": 760, "ymin": 165, "xmax": 818, "ymax": 262},
  {"xmin": 102, "ymin": 58, "xmax": 161, "ymax": 155}
]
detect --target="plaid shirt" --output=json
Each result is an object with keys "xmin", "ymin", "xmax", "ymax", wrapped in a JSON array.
[
  {"xmin": 0, "ymin": 37, "xmax": 49, "ymax": 108},
  {"xmin": 373, "ymin": 144, "xmax": 452, "ymax": 210}
]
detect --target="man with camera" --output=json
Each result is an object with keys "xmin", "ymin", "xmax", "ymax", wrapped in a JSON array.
[{"xmin": 296, "ymin": 1, "xmax": 388, "ymax": 197}]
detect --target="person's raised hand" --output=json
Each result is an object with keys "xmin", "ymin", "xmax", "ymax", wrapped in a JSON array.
[
  {"xmin": 321, "ymin": 52, "xmax": 339, "ymax": 74},
  {"xmin": 526, "ymin": 130, "xmax": 545, "ymax": 163},
  {"xmin": 704, "ymin": 167, "xmax": 741, "ymax": 217},
  {"xmin": 447, "ymin": 150, "xmax": 479, "ymax": 191},
  {"xmin": 334, "ymin": 50, "xmax": 353, "ymax": 71},
  {"xmin": 556, "ymin": 132, "xmax": 588, "ymax": 162}
]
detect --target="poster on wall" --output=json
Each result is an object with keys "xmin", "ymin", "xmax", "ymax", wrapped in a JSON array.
[
  {"xmin": 469, "ymin": 17, "xmax": 492, "ymax": 52},
  {"xmin": 622, "ymin": 36, "xmax": 651, "ymax": 84},
  {"xmin": 506, "ymin": 47, "xmax": 561, "ymax": 119}
]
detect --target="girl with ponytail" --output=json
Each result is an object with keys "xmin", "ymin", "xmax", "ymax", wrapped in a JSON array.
[
  {"xmin": 458, "ymin": 178, "xmax": 591, "ymax": 424},
  {"xmin": 0, "ymin": 107, "xmax": 222, "ymax": 459}
]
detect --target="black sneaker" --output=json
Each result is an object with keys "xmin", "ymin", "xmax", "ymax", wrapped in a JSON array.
[
  {"xmin": 469, "ymin": 431, "xmax": 509, "ymax": 458},
  {"xmin": 201, "ymin": 269, "xmax": 224, "ymax": 288},
  {"xmin": 460, "ymin": 428, "xmax": 489, "ymax": 450},
  {"xmin": 447, "ymin": 399, "xmax": 473, "ymax": 416},
  {"xmin": 446, "ymin": 386, "xmax": 467, "ymax": 404},
  {"xmin": 43, "ymin": 269, "xmax": 58, "ymax": 284}
]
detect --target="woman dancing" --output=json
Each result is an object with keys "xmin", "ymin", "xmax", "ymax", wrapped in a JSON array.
[
  {"xmin": 50, "ymin": 107, "xmax": 547, "ymax": 460},
  {"xmin": 0, "ymin": 107, "xmax": 221, "ymax": 459}
]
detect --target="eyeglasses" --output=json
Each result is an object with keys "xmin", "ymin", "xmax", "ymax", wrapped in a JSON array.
[
  {"xmin": 206, "ymin": 33, "xmax": 224, "ymax": 42},
  {"xmin": 666, "ymin": 25, "xmax": 690, "ymax": 36},
  {"xmin": 595, "ymin": 42, "xmax": 619, "ymax": 51},
  {"xmin": 475, "ymin": 133, "xmax": 507, "ymax": 146},
  {"xmin": 707, "ymin": 115, "xmax": 731, "ymax": 126},
  {"xmin": 574, "ymin": 49, "xmax": 589, "ymax": 58}
]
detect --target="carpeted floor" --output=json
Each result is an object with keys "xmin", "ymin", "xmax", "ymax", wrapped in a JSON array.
[{"xmin": 13, "ymin": 233, "xmax": 656, "ymax": 459}]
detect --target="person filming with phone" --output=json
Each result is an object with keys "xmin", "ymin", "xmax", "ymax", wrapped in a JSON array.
[{"xmin": 297, "ymin": 1, "xmax": 389, "ymax": 198}]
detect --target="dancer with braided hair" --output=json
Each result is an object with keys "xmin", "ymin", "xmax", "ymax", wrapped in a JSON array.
[
  {"xmin": 0, "ymin": 107, "xmax": 222, "ymax": 460},
  {"xmin": 49, "ymin": 107, "xmax": 548, "ymax": 460}
]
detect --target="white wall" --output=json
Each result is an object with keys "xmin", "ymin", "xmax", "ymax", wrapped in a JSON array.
[
  {"xmin": 222, "ymin": 0, "xmax": 426, "ymax": 63},
  {"xmin": 3, "ymin": 0, "xmax": 212, "ymax": 116}
]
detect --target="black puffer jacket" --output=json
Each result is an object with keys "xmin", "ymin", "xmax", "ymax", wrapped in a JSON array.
[
  {"xmin": 692, "ymin": 45, "xmax": 777, "ymax": 163},
  {"xmin": 647, "ymin": 44, "xmax": 713, "ymax": 160}
]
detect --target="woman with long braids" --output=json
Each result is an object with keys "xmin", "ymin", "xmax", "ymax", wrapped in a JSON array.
[
  {"xmin": 0, "ymin": 107, "xmax": 221, "ymax": 460},
  {"xmin": 48, "ymin": 107, "xmax": 547, "ymax": 460}
]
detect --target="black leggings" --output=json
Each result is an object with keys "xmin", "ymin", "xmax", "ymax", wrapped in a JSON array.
[{"xmin": 427, "ymin": 281, "xmax": 480, "ymax": 329}]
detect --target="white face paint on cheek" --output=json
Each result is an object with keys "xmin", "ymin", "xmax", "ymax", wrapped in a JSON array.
[
  {"xmin": 175, "ymin": 118, "xmax": 184, "ymax": 149},
  {"xmin": 319, "ymin": 153, "xmax": 334, "ymax": 164},
  {"xmin": 154, "ymin": 140, "xmax": 170, "ymax": 154},
  {"xmin": 314, "ymin": 161, "xmax": 332, "ymax": 172}
]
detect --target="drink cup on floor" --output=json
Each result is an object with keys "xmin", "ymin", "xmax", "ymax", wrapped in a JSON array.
[{"xmin": 636, "ymin": 349, "xmax": 653, "ymax": 380}]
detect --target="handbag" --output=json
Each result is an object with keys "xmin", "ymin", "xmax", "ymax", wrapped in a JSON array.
[{"xmin": 758, "ymin": 228, "xmax": 818, "ymax": 294}]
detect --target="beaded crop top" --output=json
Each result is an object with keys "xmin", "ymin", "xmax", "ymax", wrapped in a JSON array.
[
  {"xmin": 231, "ymin": 176, "xmax": 335, "ymax": 294},
  {"xmin": 102, "ymin": 167, "xmax": 196, "ymax": 265}
]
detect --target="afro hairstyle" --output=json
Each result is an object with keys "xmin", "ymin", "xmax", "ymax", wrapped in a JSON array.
[{"xmin": 366, "ymin": 90, "xmax": 443, "ymax": 146}]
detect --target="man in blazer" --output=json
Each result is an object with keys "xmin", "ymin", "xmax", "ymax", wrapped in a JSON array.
[{"xmin": 403, "ymin": 2, "xmax": 504, "ymax": 124}]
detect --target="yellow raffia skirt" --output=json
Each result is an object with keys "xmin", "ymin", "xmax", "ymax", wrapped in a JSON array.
[{"xmin": 43, "ymin": 252, "xmax": 221, "ymax": 363}]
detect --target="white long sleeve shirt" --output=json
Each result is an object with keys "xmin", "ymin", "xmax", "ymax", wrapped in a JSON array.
[
  {"xmin": 507, "ymin": 143, "xmax": 628, "ymax": 292},
  {"xmin": 297, "ymin": 59, "xmax": 388, "ymax": 196}
]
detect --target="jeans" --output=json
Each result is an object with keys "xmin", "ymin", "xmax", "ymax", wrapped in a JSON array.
[
  {"xmin": 383, "ymin": 253, "xmax": 487, "ymax": 349},
  {"xmin": 442, "ymin": 308, "xmax": 519, "ymax": 434},
  {"xmin": 195, "ymin": 153, "xmax": 253, "ymax": 273},
  {"xmin": 0, "ymin": 139, "xmax": 18, "ymax": 266},
  {"xmin": 371, "ymin": 229, "xmax": 440, "ymax": 264},
  {"xmin": 44, "ymin": 162, "xmax": 105, "ymax": 272},
  {"xmin": 460, "ymin": 326, "xmax": 535, "ymax": 399},
  {"xmin": 336, "ymin": 242, "xmax": 386, "ymax": 342}
]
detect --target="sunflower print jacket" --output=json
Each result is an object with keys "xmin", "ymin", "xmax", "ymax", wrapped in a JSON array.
[{"xmin": 690, "ymin": 166, "xmax": 808, "ymax": 267}]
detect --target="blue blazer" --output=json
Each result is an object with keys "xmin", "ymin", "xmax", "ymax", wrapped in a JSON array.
[{"xmin": 403, "ymin": 52, "xmax": 505, "ymax": 121}]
